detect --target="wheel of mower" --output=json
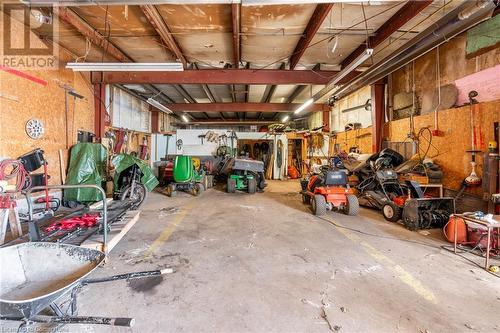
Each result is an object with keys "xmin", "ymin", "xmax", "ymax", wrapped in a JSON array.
[
  {"xmin": 312, "ymin": 195, "xmax": 327, "ymax": 216},
  {"xmin": 302, "ymin": 194, "xmax": 310, "ymax": 204},
  {"xmin": 193, "ymin": 183, "xmax": 204, "ymax": 196},
  {"xmin": 227, "ymin": 178, "xmax": 236, "ymax": 193},
  {"xmin": 345, "ymin": 194, "xmax": 359, "ymax": 216},
  {"xmin": 248, "ymin": 178, "xmax": 256, "ymax": 194},
  {"xmin": 382, "ymin": 202, "xmax": 401, "ymax": 222},
  {"xmin": 166, "ymin": 184, "xmax": 176, "ymax": 197}
]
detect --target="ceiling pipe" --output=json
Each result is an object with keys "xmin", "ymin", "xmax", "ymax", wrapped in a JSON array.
[{"xmin": 321, "ymin": 0, "xmax": 497, "ymax": 102}]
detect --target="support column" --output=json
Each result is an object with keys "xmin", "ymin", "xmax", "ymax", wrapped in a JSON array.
[
  {"xmin": 93, "ymin": 83, "xmax": 106, "ymax": 140},
  {"xmin": 371, "ymin": 79, "xmax": 386, "ymax": 152},
  {"xmin": 322, "ymin": 108, "xmax": 330, "ymax": 132},
  {"xmin": 151, "ymin": 105, "xmax": 159, "ymax": 133}
]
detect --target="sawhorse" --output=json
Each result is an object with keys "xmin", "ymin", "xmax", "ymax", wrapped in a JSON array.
[{"xmin": 0, "ymin": 195, "xmax": 22, "ymax": 244}]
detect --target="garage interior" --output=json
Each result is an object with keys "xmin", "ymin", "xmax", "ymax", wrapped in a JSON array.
[{"xmin": 0, "ymin": 0, "xmax": 500, "ymax": 332}]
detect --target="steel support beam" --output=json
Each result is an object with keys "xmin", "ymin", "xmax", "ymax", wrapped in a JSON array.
[
  {"xmin": 164, "ymin": 102, "xmax": 328, "ymax": 113},
  {"xmin": 176, "ymin": 119, "xmax": 274, "ymax": 125},
  {"xmin": 91, "ymin": 69, "xmax": 346, "ymax": 85},
  {"xmin": 371, "ymin": 79, "xmax": 386, "ymax": 153},
  {"xmin": 340, "ymin": 0, "xmax": 433, "ymax": 69},
  {"xmin": 231, "ymin": 3, "xmax": 241, "ymax": 68},
  {"xmin": 58, "ymin": 7, "xmax": 132, "ymax": 62},
  {"xmin": 93, "ymin": 83, "xmax": 106, "ymax": 140},
  {"xmin": 140, "ymin": 5, "xmax": 187, "ymax": 68},
  {"xmin": 289, "ymin": 4, "xmax": 333, "ymax": 70},
  {"xmin": 286, "ymin": 64, "xmax": 321, "ymax": 104}
]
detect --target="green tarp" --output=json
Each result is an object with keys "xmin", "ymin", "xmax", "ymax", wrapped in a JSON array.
[
  {"xmin": 64, "ymin": 144, "xmax": 159, "ymax": 203},
  {"xmin": 64, "ymin": 143, "xmax": 107, "ymax": 202},
  {"xmin": 112, "ymin": 154, "xmax": 159, "ymax": 192}
]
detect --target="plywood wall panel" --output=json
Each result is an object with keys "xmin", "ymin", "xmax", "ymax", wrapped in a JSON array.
[
  {"xmin": 384, "ymin": 100, "xmax": 500, "ymax": 193},
  {"xmin": 0, "ymin": 67, "xmax": 94, "ymax": 185}
]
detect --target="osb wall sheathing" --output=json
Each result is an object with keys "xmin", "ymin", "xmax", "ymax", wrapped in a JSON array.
[
  {"xmin": 384, "ymin": 100, "xmax": 500, "ymax": 194},
  {"xmin": 331, "ymin": 127, "xmax": 373, "ymax": 155},
  {"xmin": 0, "ymin": 63, "xmax": 95, "ymax": 185}
]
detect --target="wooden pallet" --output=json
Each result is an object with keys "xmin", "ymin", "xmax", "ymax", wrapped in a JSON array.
[{"xmin": 82, "ymin": 210, "xmax": 140, "ymax": 252}]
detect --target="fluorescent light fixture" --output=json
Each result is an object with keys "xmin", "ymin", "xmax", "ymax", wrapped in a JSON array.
[
  {"xmin": 330, "ymin": 48, "xmax": 373, "ymax": 86},
  {"xmin": 294, "ymin": 98, "xmax": 313, "ymax": 114},
  {"xmin": 66, "ymin": 62, "xmax": 184, "ymax": 72},
  {"xmin": 281, "ymin": 115, "xmax": 290, "ymax": 123},
  {"xmin": 182, "ymin": 114, "xmax": 189, "ymax": 123},
  {"xmin": 147, "ymin": 98, "xmax": 173, "ymax": 114}
]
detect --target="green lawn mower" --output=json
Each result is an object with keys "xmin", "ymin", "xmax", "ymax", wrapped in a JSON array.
[
  {"xmin": 165, "ymin": 156, "xmax": 205, "ymax": 197},
  {"xmin": 226, "ymin": 158, "xmax": 266, "ymax": 194}
]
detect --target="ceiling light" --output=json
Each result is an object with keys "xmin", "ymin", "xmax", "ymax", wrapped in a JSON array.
[
  {"xmin": 182, "ymin": 114, "xmax": 189, "ymax": 123},
  {"xmin": 147, "ymin": 98, "xmax": 173, "ymax": 114},
  {"xmin": 330, "ymin": 48, "xmax": 373, "ymax": 86},
  {"xmin": 66, "ymin": 62, "xmax": 184, "ymax": 72},
  {"xmin": 281, "ymin": 115, "xmax": 289, "ymax": 123},
  {"xmin": 294, "ymin": 98, "xmax": 313, "ymax": 115}
]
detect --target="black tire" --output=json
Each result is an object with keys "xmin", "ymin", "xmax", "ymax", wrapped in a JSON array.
[
  {"xmin": 312, "ymin": 194, "xmax": 327, "ymax": 216},
  {"xmin": 227, "ymin": 178, "xmax": 236, "ymax": 193},
  {"xmin": 247, "ymin": 178, "xmax": 256, "ymax": 194},
  {"xmin": 193, "ymin": 183, "xmax": 204, "ymax": 196},
  {"xmin": 302, "ymin": 193, "xmax": 310, "ymax": 204},
  {"xmin": 120, "ymin": 182, "xmax": 147, "ymax": 208},
  {"xmin": 166, "ymin": 184, "xmax": 176, "ymax": 197},
  {"xmin": 345, "ymin": 194, "xmax": 359, "ymax": 216},
  {"xmin": 382, "ymin": 202, "xmax": 401, "ymax": 222}
]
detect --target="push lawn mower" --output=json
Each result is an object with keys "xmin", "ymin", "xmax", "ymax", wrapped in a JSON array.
[
  {"xmin": 301, "ymin": 167, "xmax": 359, "ymax": 216},
  {"xmin": 165, "ymin": 156, "xmax": 205, "ymax": 197}
]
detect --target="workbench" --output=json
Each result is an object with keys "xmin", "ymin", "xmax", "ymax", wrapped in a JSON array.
[{"xmin": 452, "ymin": 213, "xmax": 500, "ymax": 270}]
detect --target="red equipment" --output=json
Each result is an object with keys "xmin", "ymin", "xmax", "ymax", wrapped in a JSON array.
[
  {"xmin": 44, "ymin": 213, "xmax": 101, "ymax": 233},
  {"xmin": 301, "ymin": 169, "xmax": 359, "ymax": 216}
]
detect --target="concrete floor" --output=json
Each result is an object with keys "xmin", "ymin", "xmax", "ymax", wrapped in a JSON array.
[{"xmin": 11, "ymin": 180, "xmax": 500, "ymax": 333}]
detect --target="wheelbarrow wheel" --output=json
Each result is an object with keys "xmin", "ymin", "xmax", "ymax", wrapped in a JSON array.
[
  {"xmin": 165, "ymin": 184, "xmax": 176, "ymax": 197},
  {"xmin": 247, "ymin": 178, "xmax": 256, "ymax": 194},
  {"xmin": 345, "ymin": 194, "xmax": 359, "ymax": 216},
  {"xmin": 312, "ymin": 195, "xmax": 326, "ymax": 216},
  {"xmin": 227, "ymin": 178, "xmax": 236, "ymax": 193},
  {"xmin": 193, "ymin": 183, "xmax": 204, "ymax": 196},
  {"xmin": 382, "ymin": 202, "xmax": 401, "ymax": 222}
]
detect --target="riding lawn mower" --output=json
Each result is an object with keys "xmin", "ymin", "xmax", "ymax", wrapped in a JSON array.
[{"xmin": 301, "ymin": 166, "xmax": 359, "ymax": 216}]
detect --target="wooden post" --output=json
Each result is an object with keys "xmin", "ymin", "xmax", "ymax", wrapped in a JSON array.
[
  {"xmin": 371, "ymin": 79, "xmax": 386, "ymax": 153},
  {"xmin": 93, "ymin": 83, "xmax": 106, "ymax": 140}
]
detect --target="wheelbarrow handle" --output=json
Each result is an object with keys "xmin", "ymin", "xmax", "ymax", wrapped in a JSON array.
[
  {"xmin": 4, "ymin": 315, "xmax": 135, "ymax": 327},
  {"xmin": 81, "ymin": 268, "xmax": 174, "ymax": 285}
]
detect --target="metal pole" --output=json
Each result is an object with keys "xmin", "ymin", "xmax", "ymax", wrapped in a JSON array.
[{"xmin": 26, "ymin": 184, "xmax": 108, "ymax": 256}]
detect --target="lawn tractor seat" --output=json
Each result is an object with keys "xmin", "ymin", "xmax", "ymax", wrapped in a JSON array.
[{"xmin": 324, "ymin": 170, "xmax": 348, "ymax": 186}]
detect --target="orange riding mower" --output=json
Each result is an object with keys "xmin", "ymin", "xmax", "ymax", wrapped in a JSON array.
[{"xmin": 300, "ymin": 168, "xmax": 359, "ymax": 216}]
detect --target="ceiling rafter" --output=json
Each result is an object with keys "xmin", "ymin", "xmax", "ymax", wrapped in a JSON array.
[
  {"xmin": 164, "ymin": 102, "xmax": 328, "ymax": 113},
  {"xmin": 58, "ymin": 7, "xmax": 132, "ymax": 63},
  {"xmin": 57, "ymin": 7, "xmax": 177, "ymax": 114},
  {"xmin": 340, "ymin": 0, "xmax": 433, "ymax": 69},
  {"xmin": 139, "ymin": 5, "xmax": 187, "ymax": 68},
  {"xmin": 260, "ymin": 63, "xmax": 285, "ymax": 120},
  {"xmin": 289, "ymin": 4, "xmax": 333, "ymax": 70}
]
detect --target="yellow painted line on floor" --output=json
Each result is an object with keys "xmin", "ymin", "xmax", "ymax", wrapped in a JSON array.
[
  {"xmin": 326, "ymin": 218, "xmax": 437, "ymax": 304},
  {"xmin": 143, "ymin": 200, "xmax": 196, "ymax": 259}
]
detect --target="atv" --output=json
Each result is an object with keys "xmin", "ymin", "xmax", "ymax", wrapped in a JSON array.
[{"xmin": 301, "ymin": 167, "xmax": 359, "ymax": 216}]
